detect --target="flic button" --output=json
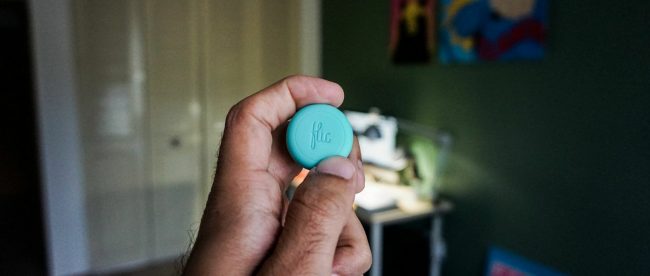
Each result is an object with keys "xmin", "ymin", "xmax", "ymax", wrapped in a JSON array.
[{"xmin": 286, "ymin": 104, "xmax": 354, "ymax": 169}]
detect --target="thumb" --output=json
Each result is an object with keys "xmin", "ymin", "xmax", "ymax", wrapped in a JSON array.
[{"xmin": 260, "ymin": 157, "xmax": 359, "ymax": 275}]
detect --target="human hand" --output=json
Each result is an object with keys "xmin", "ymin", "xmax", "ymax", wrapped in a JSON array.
[{"xmin": 183, "ymin": 76, "xmax": 371, "ymax": 276}]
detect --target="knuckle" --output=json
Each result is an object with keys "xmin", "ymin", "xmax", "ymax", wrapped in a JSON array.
[
  {"xmin": 225, "ymin": 102, "xmax": 243, "ymax": 128},
  {"xmin": 295, "ymin": 182, "xmax": 347, "ymax": 219},
  {"xmin": 281, "ymin": 75, "xmax": 313, "ymax": 91},
  {"xmin": 360, "ymin": 246, "xmax": 373, "ymax": 272},
  {"xmin": 291, "ymin": 193, "xmax": 331, "ymax": 226},
  {"xmin": 225, "ymin": 100, "xmax": 259, "ymax": 128},
  {"xmin": 282, "ymin": 74, "xmax": 307, "ymax": 84},
  {"xmin": 338, "ymin": 249, "xmax": 373, "ymax": 276}
]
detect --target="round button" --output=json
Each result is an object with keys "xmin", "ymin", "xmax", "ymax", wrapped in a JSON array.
[{"xmin": 286, "ymin": 104, "xmax": 353, "ymax": 169}]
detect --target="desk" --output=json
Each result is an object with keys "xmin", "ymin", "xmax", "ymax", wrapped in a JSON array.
[{"xmin": 355, "ymin": 200, "xmax": 452, "ymax": 276}]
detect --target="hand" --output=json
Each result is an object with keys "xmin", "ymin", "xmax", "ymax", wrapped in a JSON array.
[{"xmin": 183, "ymin": 76, "xmax": 371, "ymax": 276}]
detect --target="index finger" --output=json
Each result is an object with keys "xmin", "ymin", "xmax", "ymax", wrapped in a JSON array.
[{"xmin": 219, "ymin": 75, "xmax": 345, "ymax": 170}]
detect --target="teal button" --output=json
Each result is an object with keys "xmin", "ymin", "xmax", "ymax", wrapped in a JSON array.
[{"xmin": 286, "ymin": 104, "xmax": 353, "ymax": 169}]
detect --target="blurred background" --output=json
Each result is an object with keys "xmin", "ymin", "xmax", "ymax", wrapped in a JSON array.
[{"xmin": 1, "ymin": 0, "xmax": 649, "ymax": 275}]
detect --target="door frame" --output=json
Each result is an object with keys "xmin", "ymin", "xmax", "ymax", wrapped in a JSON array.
[{"xmin": 29, "ymin": 0, "xmax": 90, "ymax": 275}]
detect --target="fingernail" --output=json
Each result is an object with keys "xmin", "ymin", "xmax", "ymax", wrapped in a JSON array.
[{"xmin": 315, "ymin": 157, "xmax": 356, "ymax": 180}]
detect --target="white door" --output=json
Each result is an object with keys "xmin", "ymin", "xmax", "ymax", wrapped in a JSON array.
[
  {"xmin": 74, "ymin": 0, "xmax": 150, "ymax": 270},
  {"xmin": 33, "ymin": 0, "xmax": 321, "ymax": 274},
  {"xmin": 143, "ymin": 0, "xmax": 203, "ymax": 260}
]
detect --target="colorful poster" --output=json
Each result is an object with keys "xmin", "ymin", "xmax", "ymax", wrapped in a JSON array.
[
  {"xmin": 390, "ymin": 0, "xmax": 436, "ymax": 64},
  {"xmin": 439, "ymin": 0, "xmax": 548, "ymax": 63}
]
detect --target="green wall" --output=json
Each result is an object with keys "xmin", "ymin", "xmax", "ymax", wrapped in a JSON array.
[{"xmin": 322, "ymin": 1, "xmax": 650, "ymax": 275}]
